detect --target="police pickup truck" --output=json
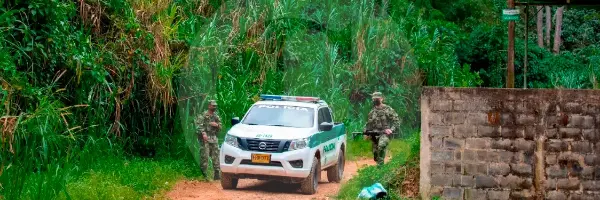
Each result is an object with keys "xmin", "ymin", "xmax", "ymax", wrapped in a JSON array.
[{"xmin": 219, "ymin": 95, "xmax": 346, "ymax": 194}]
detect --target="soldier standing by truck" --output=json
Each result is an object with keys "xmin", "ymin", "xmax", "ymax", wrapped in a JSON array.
[
  {"xmin": 195, "ymin": 100, "xmax": 222, "ymax": 180},
  {"xmin": 364, "ymin": 92, "xmax": 401, "ymax": 166}
]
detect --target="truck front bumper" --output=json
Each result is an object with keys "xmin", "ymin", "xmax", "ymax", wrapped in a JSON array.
[{"xmin": 219, "ymin": 143, "xmax": 312, "ymax": 181}]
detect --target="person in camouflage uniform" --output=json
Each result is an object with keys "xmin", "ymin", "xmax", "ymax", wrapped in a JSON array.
[
  {"xmin": 364, "ymin": 92, "xmax": 401, "ymax": 166},
  {"xmin": 195, "ymin": 100, "xmax": 222, "ymax": 180}
]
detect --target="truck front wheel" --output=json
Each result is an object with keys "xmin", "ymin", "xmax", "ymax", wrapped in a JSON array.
[
  {"xmin": 220, "ymin": 172, "xmax": 238, "ymax": 190},
  {"xmin": 300, "ymin": 156, "xmax": 320, "ymax": 195},
  {"xmin": 327, "ymin": 150, "xmax": 344, "ymax": 183}
]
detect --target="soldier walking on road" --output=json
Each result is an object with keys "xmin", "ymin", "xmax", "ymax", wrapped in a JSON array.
[
  {"xmin": 195, "ymin": 100, "xmax": 222, "ymax": 180},
  {"xmin": 364, "ymin": 92, "xmax": 401, "ymax": 166}
]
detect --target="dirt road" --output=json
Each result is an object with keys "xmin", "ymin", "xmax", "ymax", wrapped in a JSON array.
[{"xmin": 166, "ymin": 158, "xmax": 380, "ymax": 200}]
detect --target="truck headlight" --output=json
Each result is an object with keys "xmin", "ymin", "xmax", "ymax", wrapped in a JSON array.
[
  {"xmin": 289, "ymin": 138, "xmax": 309, "ymax": 151},
  {"xmin": 224, "ymin": 134, "xmax": 240, "ymax": 148}
]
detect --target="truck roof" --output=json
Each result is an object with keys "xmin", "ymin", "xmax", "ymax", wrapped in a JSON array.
[
  {"xmin": 253, "ymin": 94, "xmax": 329, "ymax": 109},
  {"xmin": 253, "ymin": 100, "xmax": 327, "ymax": 109}
]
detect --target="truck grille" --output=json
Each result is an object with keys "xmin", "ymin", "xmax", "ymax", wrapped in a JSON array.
[
  {"xmin": 240, "ymin": 159, "xmax": 283, "ymax": 167},
  {"xmin": 246, "ymin": 139, "xmax": 280, "ymax": 152}
]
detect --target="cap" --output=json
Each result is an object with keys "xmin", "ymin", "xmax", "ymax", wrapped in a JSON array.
[
  {"xmin": 372, "ymin": 92, "xmax": 383, "ymax": 99},
  {"xmin": 208, "ymin": 100, "xmax": 218, "ymax": 106}
]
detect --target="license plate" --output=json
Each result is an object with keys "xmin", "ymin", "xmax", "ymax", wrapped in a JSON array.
[{"xmin": 251, "ymin": 153, "xmax": 271, "ymax": 164}]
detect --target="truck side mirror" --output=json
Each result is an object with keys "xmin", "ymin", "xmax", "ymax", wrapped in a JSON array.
[
  {"xmin": 231, "ymin": 117, "xmax": 240, "ymax": 126},
  {"xmin": 319, "ymin": 122, "xmax": 333, "ymax": 131}
]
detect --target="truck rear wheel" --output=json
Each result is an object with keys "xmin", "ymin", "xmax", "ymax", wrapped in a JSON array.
[
  {"xmin": 327, "ymin": 150, "xmax": 344, "ymax": 183},
  {"xmin": 300, "ymin": 156, "xmax": 320, "ymax": 195},
  {"xmin": 220, "ymin": 172, "xmax": 238, "ymax": 190}
]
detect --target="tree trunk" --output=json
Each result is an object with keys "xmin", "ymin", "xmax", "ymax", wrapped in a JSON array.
[
  {"xmin": 553, "ymin": 6, "xmax": 564, "ymax": 54},
  {"xmin": 545, "ymin": 6, "xmax": 552, "ymax": 47},
  {"xmin": 536, "ymin": 6, "xmax": 544, "ymax": 47}
]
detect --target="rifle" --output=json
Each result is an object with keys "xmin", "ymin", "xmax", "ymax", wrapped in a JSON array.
[{"xmin": 350, "ymin": 130, "xmax": 382, "ymax": 140}]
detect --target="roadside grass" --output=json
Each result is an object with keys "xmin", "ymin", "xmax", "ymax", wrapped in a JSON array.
[
  {"xmin": 3, "ymin": 133, "xmax": 204, "ymax": 200},
  {"xmin": 346, "ymin": 138, "xmax": 412, "ymax": 161},
  {"xmin": 338, "ymin": 131, "xmax": 421, "ymax": 200},
  {"xmin": 56, "ymin": 156, "xmax": 203, "ymax": 200}
]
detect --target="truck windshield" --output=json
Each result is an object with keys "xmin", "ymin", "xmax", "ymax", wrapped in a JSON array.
[{"xmin": 241, "ymin": 104, "xmax": 314, "ymax": 128}]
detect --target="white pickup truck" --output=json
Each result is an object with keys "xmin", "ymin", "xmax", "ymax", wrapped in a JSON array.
[{"xmin": 219, "ymin": 95, "xmax": 347, "ymax": 194}]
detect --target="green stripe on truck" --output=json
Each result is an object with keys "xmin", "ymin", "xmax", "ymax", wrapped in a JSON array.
[{"xmin": 308, "ymin": 124, "xmax": 345, "ymax": 148}]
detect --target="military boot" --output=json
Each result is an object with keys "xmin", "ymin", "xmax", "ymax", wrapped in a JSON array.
[{"xmin": 373, "ymin": 152, "xmax": 379, "ymax": 162}]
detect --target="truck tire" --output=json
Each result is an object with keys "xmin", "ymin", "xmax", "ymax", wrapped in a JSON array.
[
  {"xmin": 300, "ymin": 156, "xmax": 320, "ymax": 195},
  {"xmin": 220, "ymin": 172, "xmax": 238, "ymax": 190},
  {"xmin": 327, "ymin": 150, "xmax": 345, "ymax": 183}
]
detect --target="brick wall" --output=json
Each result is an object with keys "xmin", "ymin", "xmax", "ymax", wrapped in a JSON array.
[{"xmin": 420, "ymin": 87, "xmax": 600, "ymax": 200}]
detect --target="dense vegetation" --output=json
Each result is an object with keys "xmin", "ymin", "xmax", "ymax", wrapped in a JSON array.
[{"xmin": 1, "ymin": 0, "xmax": 599, "ymax": 199}]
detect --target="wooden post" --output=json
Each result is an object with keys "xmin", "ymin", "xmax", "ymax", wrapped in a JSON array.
[{"xmin": 507, "ymin": 0, "xmax": 515, "ymax": 88}]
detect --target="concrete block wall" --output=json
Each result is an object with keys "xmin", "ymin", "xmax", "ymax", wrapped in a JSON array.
[{"xmin": 420, "ymin": 87, "xmax": 600, "ymax": 200}]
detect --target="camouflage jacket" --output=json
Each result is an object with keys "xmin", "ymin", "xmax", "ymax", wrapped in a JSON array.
[
  {"xmin": 366, "ymin": 104, "xmax": 401, "ymax": 134},
  {"xmin": 195, "ymin": 110, "xmax": 222, "ymax": 143}
]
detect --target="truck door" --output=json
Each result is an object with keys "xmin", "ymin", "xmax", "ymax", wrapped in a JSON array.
[{"xmin": 318, "ymin": 107, "xmax": 336, "ymax": 167}]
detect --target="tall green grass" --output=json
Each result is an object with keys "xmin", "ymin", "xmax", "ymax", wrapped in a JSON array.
[
  {"xmin": 177, "ymin": 0, "xmax": 435, "ymax": 141},
  {"xmin": 1, "ymin": 0, "xmax": 206, "ymax": 198}
]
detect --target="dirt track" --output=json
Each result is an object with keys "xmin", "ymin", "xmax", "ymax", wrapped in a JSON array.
[{"xmin": 166, "ymin": 158, "xmax": 381, "ymax": 200}]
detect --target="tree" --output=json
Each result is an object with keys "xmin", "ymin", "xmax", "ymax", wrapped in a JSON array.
[
  {"xmin": 546, "ymin": 6, "xmax": 552, "ymax": 47},
  {"xmin": 553, "ymin": 6, "xmax": 565, "ymax": 54},
  {"xmin": 537, "ymin": 6, "xmax": 544, "ymax": 47}
]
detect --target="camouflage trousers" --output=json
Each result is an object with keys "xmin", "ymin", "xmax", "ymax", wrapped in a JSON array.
[
  {"xmin": 371, "ymin": 134, "xmax": 389, "ymax": 166},
  {"xmin": 201, "ymin": 141, "xmax": 221, "ymax": 178}
]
